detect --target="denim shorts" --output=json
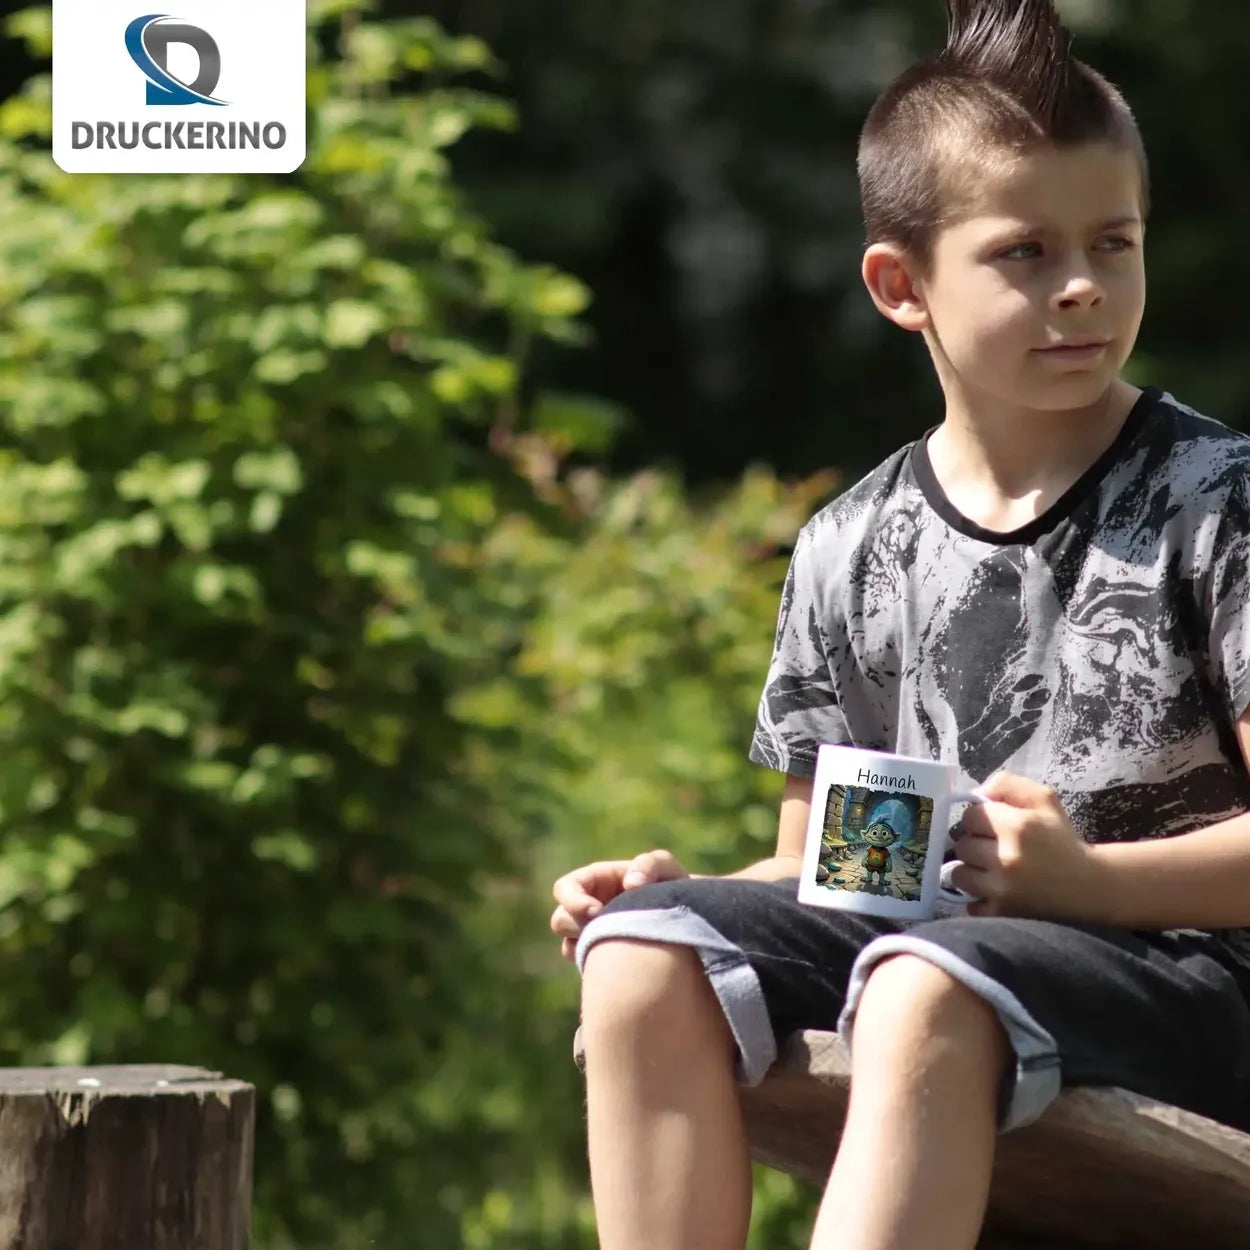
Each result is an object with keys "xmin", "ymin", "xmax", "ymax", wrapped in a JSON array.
[{"xmin": 575, "ymin": 876, "xmax": 1250, "ymax": 1133}]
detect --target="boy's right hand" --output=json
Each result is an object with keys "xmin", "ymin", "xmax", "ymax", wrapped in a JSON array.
[{"xmin": 550, "ymin": 850, "xmax": 690, "ymax": 962}]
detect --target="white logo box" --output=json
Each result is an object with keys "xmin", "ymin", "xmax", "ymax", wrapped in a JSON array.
[{"xmin": 53, "ymin": 0, "xmax": 306, "ymax": 173}]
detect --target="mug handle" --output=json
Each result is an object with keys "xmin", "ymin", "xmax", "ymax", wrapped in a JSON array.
[{"xmin": 938, "ymin": 790, "xmax": 987, "ymax": 904}]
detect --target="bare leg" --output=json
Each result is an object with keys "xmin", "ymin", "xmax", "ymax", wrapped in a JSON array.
[
  {"xmin": 580, "ymin": 939, "xmax": 753, "ymax": 1250},
  {"xmin": 810, "ymin": 954, "xmax": 1011, "ymax": 1250}
]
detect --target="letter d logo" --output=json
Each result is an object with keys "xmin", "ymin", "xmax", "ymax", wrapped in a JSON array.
[
  {"xmin": 125, "ymin": 14, "xmax": 227, "ymax": 106},
  {"xmin": 53, "ymin": 0, "xmax": 306, "ymax": 175}
]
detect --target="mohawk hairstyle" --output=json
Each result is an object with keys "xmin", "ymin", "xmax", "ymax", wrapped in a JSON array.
[{"xmin": 858, "ymin": 0, "xmax": 1148, "ymax": 264}]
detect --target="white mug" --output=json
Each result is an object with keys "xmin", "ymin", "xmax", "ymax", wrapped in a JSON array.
[{"xmin": 796, "ymin": 744, "xmax": 986, "ymax": 921}]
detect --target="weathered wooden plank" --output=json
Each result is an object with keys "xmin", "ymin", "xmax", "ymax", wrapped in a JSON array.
[
  {"xmin": 737, "ymin": 1030, "xmax": 1250, "ymax": 1250},
  {"xmin": 0, "ymin": 1064, "xmax": 255, "ymax": 1250}
]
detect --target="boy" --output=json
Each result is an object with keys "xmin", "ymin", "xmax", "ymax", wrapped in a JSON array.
[{"xmin": 550, "ymin": 1, "xmax": 1250, "ymax": 1247}]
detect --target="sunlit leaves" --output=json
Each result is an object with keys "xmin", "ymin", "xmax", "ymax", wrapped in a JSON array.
[
  {"xmin": 0, "ymin": 6, "xmax": 847, "ymax": 1250},
  {"xmin": 0, "ymin": 8, "xmax": 600, "ymax": 1250}
]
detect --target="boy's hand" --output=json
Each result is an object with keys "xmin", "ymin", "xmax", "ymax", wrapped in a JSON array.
[
  {"xmin": 550, "ymin": 850, "xmax": 689, "ymax": 961},
  {"xmin": 947, "ymin": 772, "xmax": 1110, "ymax": 921}
]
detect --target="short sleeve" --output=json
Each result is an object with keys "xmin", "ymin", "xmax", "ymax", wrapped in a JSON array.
[
  {"xmin": 1207, "ymin": 477, "xmax": 1250, "ymax": 723},
  {"xmin": 748, "ymin": 523, "xmax": 849, "ymax": 777}
]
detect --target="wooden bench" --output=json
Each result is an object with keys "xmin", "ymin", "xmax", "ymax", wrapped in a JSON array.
[
  {"xmin": 743, "ymin": 1030, "xmax": 1250, "ymax": 1248},
  {"xmin": 575, "ymin": 1027, "xmax": 1250, "ymax": 1249}
]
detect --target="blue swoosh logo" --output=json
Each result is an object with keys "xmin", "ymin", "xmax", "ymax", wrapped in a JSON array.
[{"xmin": 125, "ymin": 14, "xmax": 227, "ymax": 106}]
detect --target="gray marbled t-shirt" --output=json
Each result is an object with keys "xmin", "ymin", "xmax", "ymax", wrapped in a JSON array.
[{"xmin": 750, "ymin": 387, "xmax": 1250, "ymax": 963}]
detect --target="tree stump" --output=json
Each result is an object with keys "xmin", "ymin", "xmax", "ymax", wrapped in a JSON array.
[{"xmin": 0, "ymin": 1064, "xmax": 255, "ymax": 1250}]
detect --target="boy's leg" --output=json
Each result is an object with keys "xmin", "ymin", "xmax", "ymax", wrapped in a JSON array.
[
  {"xmin": 811, "ymin": 954, "xmax": 1009, "ymax": 1250},
  {"xmin": 838, "ymin": 916, "xmax": 1250, "ymax": 1137},
  {"xmin": 576, "ymin": 877, "xmax": 900, "ymax": 1250},
  {"xmin": 812, "ymin": 915, "xmax": 1250, "ymax": 1250},
  {"xmin": 580, "ymin": 939, "xmax": 752, "ymax": 1250},
  {"xmin": 578, "ymin": 884, "xmax": 1250, "ymax": 1250}
]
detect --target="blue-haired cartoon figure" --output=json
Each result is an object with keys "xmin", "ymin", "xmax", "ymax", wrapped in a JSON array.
[
  {"xmin": 861, "ymin": 817, "xmax": 901, "ymax": 887},
  {"xmin": 861, "ymin": 796, "xmax": 916, "ymax": 888},
  {"xmin": 818, "ymin": 787, "xmax": 932, "ymax": 900}
]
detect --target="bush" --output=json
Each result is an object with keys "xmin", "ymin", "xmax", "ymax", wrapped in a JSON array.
[
  {"xmin": 0, "ymin": 4, "xmax": 838, "ymax": 1244},
  {"xmin": 0, "ymin": 5, "xmax": 593, "ymax": 1245}
]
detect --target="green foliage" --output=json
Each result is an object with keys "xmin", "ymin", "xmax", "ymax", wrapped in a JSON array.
[
  {"xmin": 508, "ymin": 467, "xmax": 835, "ymax": 877},
  {"xmin": 0, "ymin": 5, "xmax": 604, "ymax": 1246},
  {"xmin": 436, "ymin": 464, "xmax": 834, "ymax": 1248},
  {"xmin": 0, "ymin": 4, "xmax": 842, "ymax": 1246}
]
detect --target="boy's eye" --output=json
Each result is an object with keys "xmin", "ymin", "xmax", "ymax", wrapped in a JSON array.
[
  {"xmin": 998, "ymin": 242, "xmax": 1042, "ymax": 260},
  {"xmin": 996, "ymin": 236, "xmax": 1137, "ymax": 261}
]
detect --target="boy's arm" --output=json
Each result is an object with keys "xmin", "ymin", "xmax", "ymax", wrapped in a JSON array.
[
  {"xmin": 717, "ymin": 774, "xmax": 811, "ymax": 882},
  {"xmin": 551, "ymin": 774, "xmax": 810, "ymax": 960},
  {"xmin": 1089, "ymin": 707, "xmax": 1250, "ymax": 930},
  {"xmin": 954, "ymin": 710, "xmax": 1250, "ymax": 930}
]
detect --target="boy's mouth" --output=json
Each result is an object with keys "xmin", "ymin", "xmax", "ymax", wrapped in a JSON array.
[
  {"xmin": 1035, "ymin": 337, "xmax": 1110, "ymax": 353},
  {"xmin": 1033, "ymin": 338, "xmax": 1110, "ymax": 361}
]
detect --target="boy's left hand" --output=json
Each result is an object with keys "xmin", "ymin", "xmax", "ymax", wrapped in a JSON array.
[{"xmin": 947, "ymin": 771, "xmax": 1110, "ymax": 922}]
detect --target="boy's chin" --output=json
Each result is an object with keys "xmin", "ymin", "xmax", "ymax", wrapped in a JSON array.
[
  {"xmin": 943, "ymin": 374, "xmax": 1119, "ymax": 415},
  {"xmin": 992, "ymin": 368, "xmax": 1124, "ymax": 413}
]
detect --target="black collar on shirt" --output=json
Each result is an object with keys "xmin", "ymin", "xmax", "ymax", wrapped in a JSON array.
[{"xmin": 909, "ymin": 386, "xmax": 1163, "ymax": 546}]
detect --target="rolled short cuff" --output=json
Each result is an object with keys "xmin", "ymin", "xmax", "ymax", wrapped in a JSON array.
[
  {"xmin": 837, "ymin": 934, "xmax": 1063, "ymax": 1132},
  {"xmin": 576, "ymin": 905, "xmax": 778, "ymax": 1085}
]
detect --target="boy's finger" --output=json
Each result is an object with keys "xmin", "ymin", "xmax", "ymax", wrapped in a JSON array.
[
  {"xmin": 978, "ymin": 771, "xmax": 1058, "ymax": 809},
  {"xmin": 624, "ymin": 851, "xmax": 660, "ymax": 885},
  {"xmin": 551, "ymin": 877, "xmax": 590, "ymax": 913},
  {"xmin": 554, "ymin": 892, "xmax": 603, "ymax": 926},
  {"xmin": 550, "ymin": 905, "xmax": 589, "ymax": 938},
  {"xmin": 965, "ymin": 898, "xmax": 1001, "ymax": 919},
  {"xmin": 624, "ymin": 849, "xmax": 683, "ymax": 887},
  {"xmin": 947, "ymin": 860, "xmax": 996, "ymax": 899},
  {"xmin": 552, "ymin": 862, "xmax": 623, "ymax": 910},
  {"xmin": 951, "ymin": 836, "xmax": 998, "ymax": 871},
  {"xmin": 958, "ymin": 802, "xmax": 996, "ymax": 838}
]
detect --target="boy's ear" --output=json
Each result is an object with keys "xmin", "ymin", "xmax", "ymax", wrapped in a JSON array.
[{"xmin": 861, "ymin": 243, "xmax": 930, "ymax": 332}]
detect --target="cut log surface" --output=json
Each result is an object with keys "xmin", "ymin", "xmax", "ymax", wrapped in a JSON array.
[
  {"xmin": 738, "ymin": 1030, "xmax": 1250, "ymax": 1250},
  {"xmin": 0, "ymin": 1064, "xmax": 255, "ymax": 1250}
]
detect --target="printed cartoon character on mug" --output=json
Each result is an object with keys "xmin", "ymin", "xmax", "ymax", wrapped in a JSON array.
[{"xmin": 859, "ymin": 817, "xmax": 900, "ymax": 890}]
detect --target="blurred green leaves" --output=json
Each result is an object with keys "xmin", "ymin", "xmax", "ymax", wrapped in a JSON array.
[
  {"xmin": 0, "ymin": 5, "xmax": 599, "ymax": 1247},
  {"xmin": 0, "ymin": 3, "xmax": 834, "ymax": 1248}
]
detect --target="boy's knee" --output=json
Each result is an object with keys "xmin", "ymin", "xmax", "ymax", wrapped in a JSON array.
[
  {"xmin": 580, "ymin": 939, "xmax": 728, "ymax": 1049},
  {"xmin": 581, "ymin": 939, "xmax": 704, "ymax": 1021},
  {"xmin": 856, "ymin": 953, "xmax": 1007, "ymax": 1047}
]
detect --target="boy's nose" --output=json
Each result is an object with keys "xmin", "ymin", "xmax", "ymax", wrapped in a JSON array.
[
  {"xmin": 1051, "ymin": 257, "xmax": 1105, "ymax": 310},
  {"xmin": 1052, "ymin": 278, "xmax": 1104, "ymax": 311}
]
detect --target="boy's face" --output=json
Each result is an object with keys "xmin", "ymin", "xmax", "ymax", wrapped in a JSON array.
[{"xmin": 881, "ymin": 142, "xmax": 1146, "ymax": 413}]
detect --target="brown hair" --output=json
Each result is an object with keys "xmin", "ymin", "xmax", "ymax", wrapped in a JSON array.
[{"xmin": 858, "ymin": 0, "xmax": 1148, "ymax": 265}]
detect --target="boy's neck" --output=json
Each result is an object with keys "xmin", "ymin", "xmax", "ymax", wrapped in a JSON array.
[{"xmin": 925, "ymin": 379, "xmax": 1141, "ymax": 534}]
